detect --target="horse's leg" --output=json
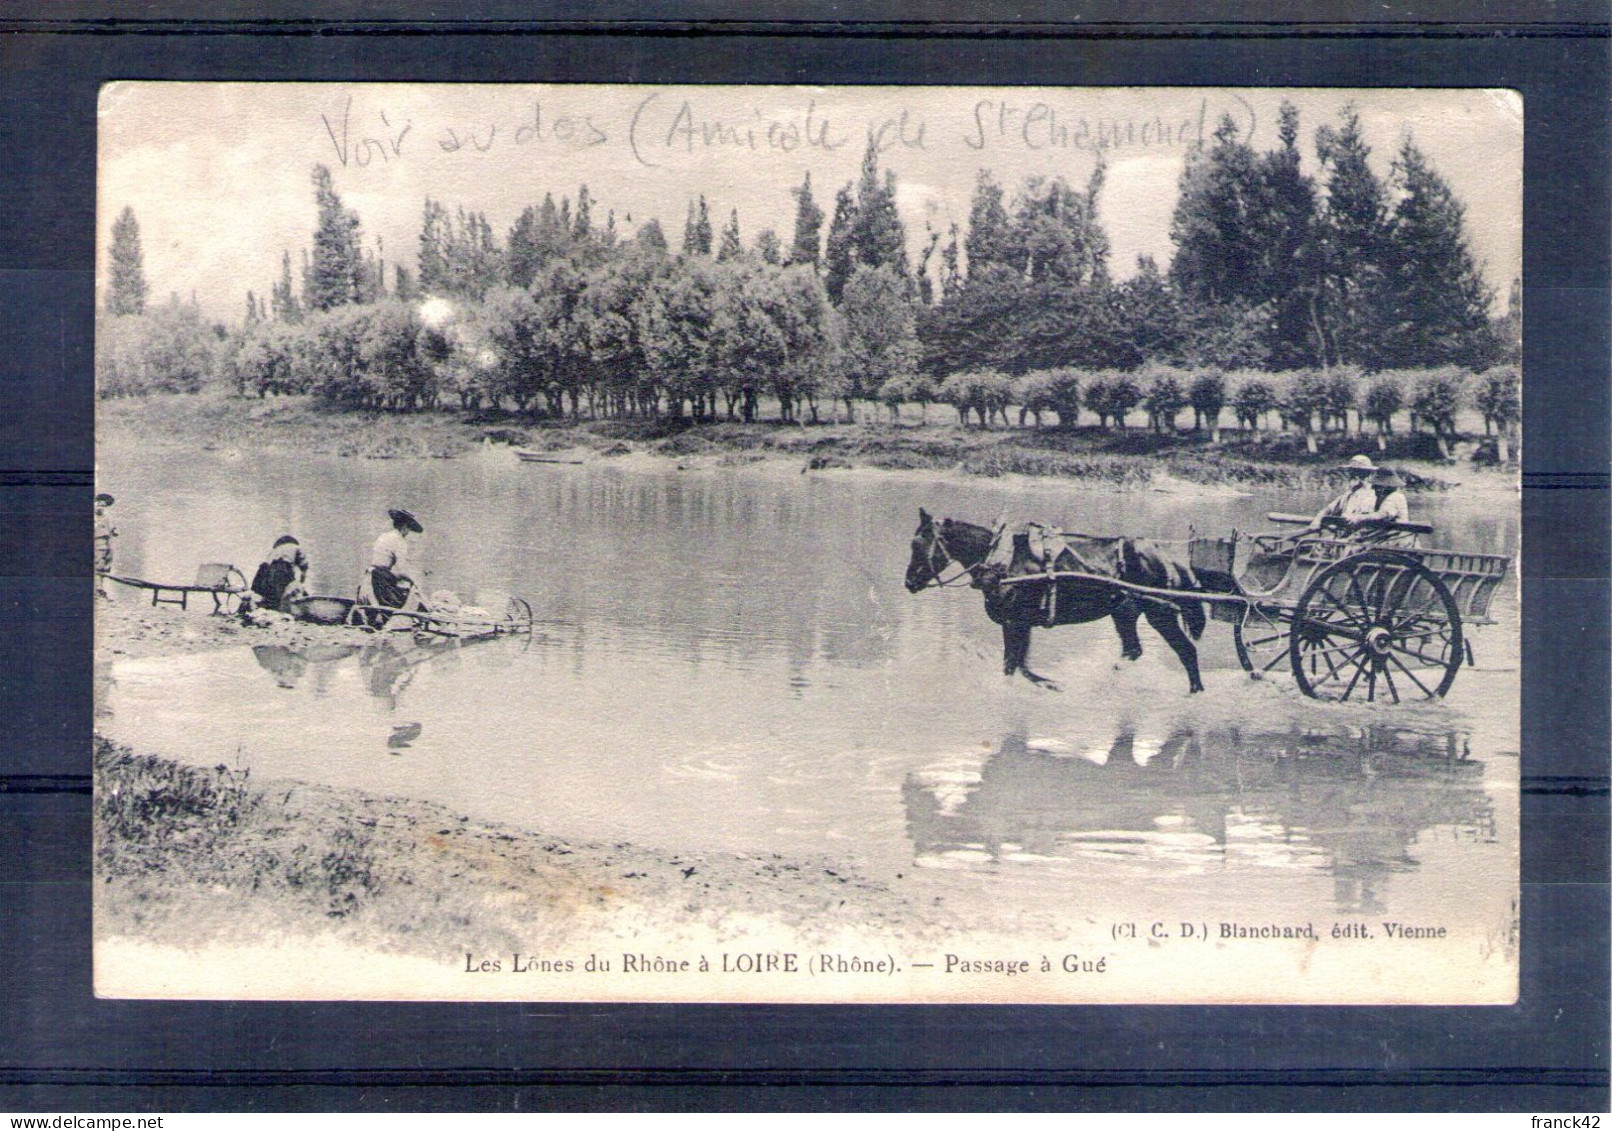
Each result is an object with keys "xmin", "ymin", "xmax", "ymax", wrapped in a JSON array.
[
  {"xmin": 1003, "ymin": 621, "xmax": 1060, "ymax": 691},
  {"xmin": 1143, "ymin": 602, "xmax": 1205, "ymax": 693},
  {"xmin": 1111, "ymin": 600, "xmax": 1144, "ymax": 663}
]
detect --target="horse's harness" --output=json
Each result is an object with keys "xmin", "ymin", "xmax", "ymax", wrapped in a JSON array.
[
  {"xmin": 922, "ymin": 523, "xmax": 1197, "ymax": 628},
  {"xmin": 919, "ymin": 522, "xmax": 1003, "ymax": 590}
]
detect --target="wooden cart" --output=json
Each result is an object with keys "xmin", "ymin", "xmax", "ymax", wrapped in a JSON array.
[{"xmin": 1223, "ymin": 515, "xmax": 1511, "ymax": 703}]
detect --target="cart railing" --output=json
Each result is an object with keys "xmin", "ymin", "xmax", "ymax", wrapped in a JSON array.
[
  {"xmin": 1406, "ymin": 549, "xmax": 1510, "ymax": 624},
  {"xmin": 1248, "ymin": 514, "xmax": 1509, "ymax": 623}
]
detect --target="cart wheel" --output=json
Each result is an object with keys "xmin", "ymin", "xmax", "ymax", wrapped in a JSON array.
[
  {"xmin": 1289, "ymin": 550, "xmax": 1463, "ymax": 703},
  {"xmin": 504, "ymin": 596, "xmax": 534, "ymax": 632},
  {"xmin": 1233, "ymin": 600, "xmax": 1295, "ymax": 681}
]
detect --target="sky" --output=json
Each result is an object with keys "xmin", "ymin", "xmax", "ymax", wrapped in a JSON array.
[{"xmin": 98, "ymin": 83, "xmax": 1523, "ymax": 323}]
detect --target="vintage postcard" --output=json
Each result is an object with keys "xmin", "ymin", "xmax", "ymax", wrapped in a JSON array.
[{"xmin": 93, "ymin": 83, "xmax": 1521, "ymax": 1003}]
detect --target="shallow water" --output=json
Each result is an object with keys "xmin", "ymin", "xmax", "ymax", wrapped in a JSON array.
[{"xmin": 99, "ymin": 446, "xmax": 1518, "ymax": 921}]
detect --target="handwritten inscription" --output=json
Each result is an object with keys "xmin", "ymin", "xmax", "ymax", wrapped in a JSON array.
[
  {"xmin": 963, "ymin": 95, "xmax": 1254, "ymax": 154},
  {"xmin": 629, "ymin": 93, "xmax": 852, "ymax": 168},
  {"xmin": 321, "ymin": 95, "xmax": 413, "ymax": 167},
  {"xmin": 319, "ymin": 91, "xmax": 1255, "ymax": 174}
]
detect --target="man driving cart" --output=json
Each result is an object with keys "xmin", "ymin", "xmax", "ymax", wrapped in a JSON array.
[{"xmin": 1307, "ymin": 458, "xmax": 1414, "ymax": 545}]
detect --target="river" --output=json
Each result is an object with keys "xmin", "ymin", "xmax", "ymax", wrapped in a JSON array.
[{"xmin": 96, "ymin": 445, "xmax": 1519, "ymax": 937}]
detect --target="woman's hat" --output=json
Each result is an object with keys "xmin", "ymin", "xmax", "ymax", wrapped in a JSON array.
[
  {"xmin": 95, "ymin": 493, "xmax": 115, "ymax": 506},
  {"xmin": 1372, "ymin": 467, "xmax": 1404, "ymax": 489},
  {"xmin": 273, "ymin": 534, "xmax": 300, "ymax": 548},
  {"xmin": 1340, "ymin": 454, "xmax": 1377, "ymax": 473},
  {"xmin": 388, "ymin": 508, "xmax": 423, "ymax": 533}
]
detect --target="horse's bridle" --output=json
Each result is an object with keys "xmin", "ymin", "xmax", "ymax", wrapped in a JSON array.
[{"xmin": 917, "ymin": 522, "xmax": 1002, "ymax": 590}]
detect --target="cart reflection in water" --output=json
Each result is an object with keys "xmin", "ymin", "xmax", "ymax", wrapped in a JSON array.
[
  {"xmin": 246, "ymin": 629, "xmax": 532, "ymax": 754},
  {"xmin": 251, "ymin": 642, "xmax": 359, "ymax": 692},
  {"xmin": 904, "ymin": 725, "xmax": 1495, "ymax": 915}
]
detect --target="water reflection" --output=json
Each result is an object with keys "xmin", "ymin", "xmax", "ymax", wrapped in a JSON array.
[
  {"xmin": 246, "ymin": 633, "xmax": 534, "ymax": 754},
  {"xmin": 904, "ymin": 725, "xmax": 1493, "ymax": 913},
  {"xmin": 387, "ymin": 721, "xmax": 424, "ymax": 750},
  {"xmin": 251, "ymin": 643, "xmax": 359, "ymax": 691}
]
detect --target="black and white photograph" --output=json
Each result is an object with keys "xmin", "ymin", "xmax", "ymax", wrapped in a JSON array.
[{"xmin": 92, "ymin": 82, "xmax": 1522, "ymax": 1004}]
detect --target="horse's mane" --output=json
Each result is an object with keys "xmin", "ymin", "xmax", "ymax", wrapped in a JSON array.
[{"xmin": 940, "ymin": 518, "xmax": 998, "ymax": 562}]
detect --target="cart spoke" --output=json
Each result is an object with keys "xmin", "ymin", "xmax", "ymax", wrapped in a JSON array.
[
  {"xmin": 1386, "ymin": 586, "xmax": 1438, "ymax": 633},
  {"xmin": 1293, "ymin": 616, "xmax": 1364, "ymax": 643},
  {"xmin": 1344, "ymin": 568, "xmax": 1374, "ymax": 622},
  {"xmin": 1301, "ymin": 641, "xmax": 1347, "ymax": 685},
  {"xmin": 1387, "ymin": 652, "xmax": 1436, "ymax": 699},
  {"xmin": 1389, "ymin": 642, "xmax": 1455, "ymax": 667},
  {"xmin": 1319, "ymin": 583, "xmax": 1369, "ymax": 629},
  {"xmin": 1295, "ymin": 640, "xmax": 1367, "ymax": 661},
  {"xmin": 1338, "ymin": 653, "xmax": 1368, "ymax": 700},
  {"xmin": 1381, "ymin": 662, "xmax": 1400, "ymax": 704},
  {"xmin": 1258, "ymin": 646, "xmax": 1294, "ymax": 674}
]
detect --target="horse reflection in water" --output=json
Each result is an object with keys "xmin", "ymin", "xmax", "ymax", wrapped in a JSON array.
[{"xmin": 904, "ymin": 726, "xmax": 1493, "ymax": 914}]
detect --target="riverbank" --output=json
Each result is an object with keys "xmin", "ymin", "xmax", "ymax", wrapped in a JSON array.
[
  {"xmin": 94, "ymin": 603, "xmax": 949, "ymax": 987},
  {"xmin": 97, "ymin": 390, "xmax": 1512, "ymax": 492},
  {"xmin": 94, "ymin": 734, "xmax": 932, "ymax": 974}
]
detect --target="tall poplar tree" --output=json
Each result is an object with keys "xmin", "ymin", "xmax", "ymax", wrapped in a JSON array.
[
  {"xmin": 682, "ymin": 196, "xmax": 713, "ymax": 257},
  {"xmin": 1251, "ymin": 102, "xmax": 1319, "ymax": 368},
  {"xmin": 822, "ymin": 184, "xmax": 858, "ymax": 303},
  {"xmin": 716, "ymin": 209, "xmax": 743, "ymax": 262},
  {"xmin": 305, "ymin": 164, "xmax": 364, "ymax": 312},
  {"xmin": 106, "ymin": 205, "xmax": 148, "ymax": 316},
  {"xmin": 963, "ymin": 170, "xmax": 1012, "ymax": 277},
  {"xmin": 270, "ymin": 250, "xmax": 302, "ymax": 323},
  {"xmin": 574, "ymin": 184, "xmax": 593, "ymax": 241},
  {"xmin": 788, "ymin": 172, "xmax": 824, "ymax": 268},
  {"xmin": 850, "ymin": 137, "xmax": 908, "ymax": 278},
  {"xmin": 507, "ymin": 205, "xmax": 542, "ymax": 289},
  {"xmin": 1378, "ymin": 137, "xmax": 1496, "ymax": 367},
  {"xmin": 1313, "ymin": 104, "xmax": 1391, "ymax": 368},
  {"xmin": 418, "ymin": 198, "xmax": 451, "ymax": 295},
  {"xmin": 1169, "ymin": 114, "xmax": 1262, "ymax": 307}
]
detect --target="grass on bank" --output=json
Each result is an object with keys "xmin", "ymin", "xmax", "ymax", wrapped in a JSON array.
[
  {"xmin": 98, "ymin": 389, "xmax": 1503, "ymax": 490},
  {"xmin": 93, "ymin": 734, "xmax": 923, "ymax": 957}
]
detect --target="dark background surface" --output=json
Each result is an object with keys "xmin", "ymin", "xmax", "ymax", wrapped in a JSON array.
[{"xmin": 0, "ymin": 6, "xmax": 1606, "ymax": 1113}]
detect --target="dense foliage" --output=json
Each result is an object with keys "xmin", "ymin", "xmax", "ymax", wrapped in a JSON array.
[{"xmin": 99, "ymin": 106, "xmax": 1518, "ymax": 452}]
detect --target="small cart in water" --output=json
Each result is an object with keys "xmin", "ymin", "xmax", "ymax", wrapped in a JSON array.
[{"xmin": 1215, "ymin": 514, "xmax": 1511, "ymax": 703}]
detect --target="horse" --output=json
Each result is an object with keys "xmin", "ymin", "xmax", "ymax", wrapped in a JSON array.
[{"xmin": 903, "ymin": 509, "xmax": 1232, "ymax": 694}]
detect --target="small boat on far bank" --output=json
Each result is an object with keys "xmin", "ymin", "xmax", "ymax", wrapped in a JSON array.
[{"xmin": 513, "ymin": 449, "xmax": 584, "ymax": 465}]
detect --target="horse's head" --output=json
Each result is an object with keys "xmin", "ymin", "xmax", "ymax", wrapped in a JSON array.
[
  {"xmin": 905, "ymin": 509, "xmax": 945, "ymax": 593},
  {"xmin": 906, "ymin": 511, "xmax": 998, "ymax": 593}
]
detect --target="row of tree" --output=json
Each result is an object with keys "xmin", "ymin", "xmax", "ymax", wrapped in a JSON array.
[
  {"xmin": 101, "ymin": 102, "xmax": 1516, "ymax": 415},
  {"xmin": 212, "ymin": 250, "xmax": 857, "ymax": 423},
  {"xmin": 895, "ymin": 363, "xmax": 1519, "ymax": 446},
  {"xmin": 96, "ymin": 273, "xmax": 1518, "ymax": 462}
]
